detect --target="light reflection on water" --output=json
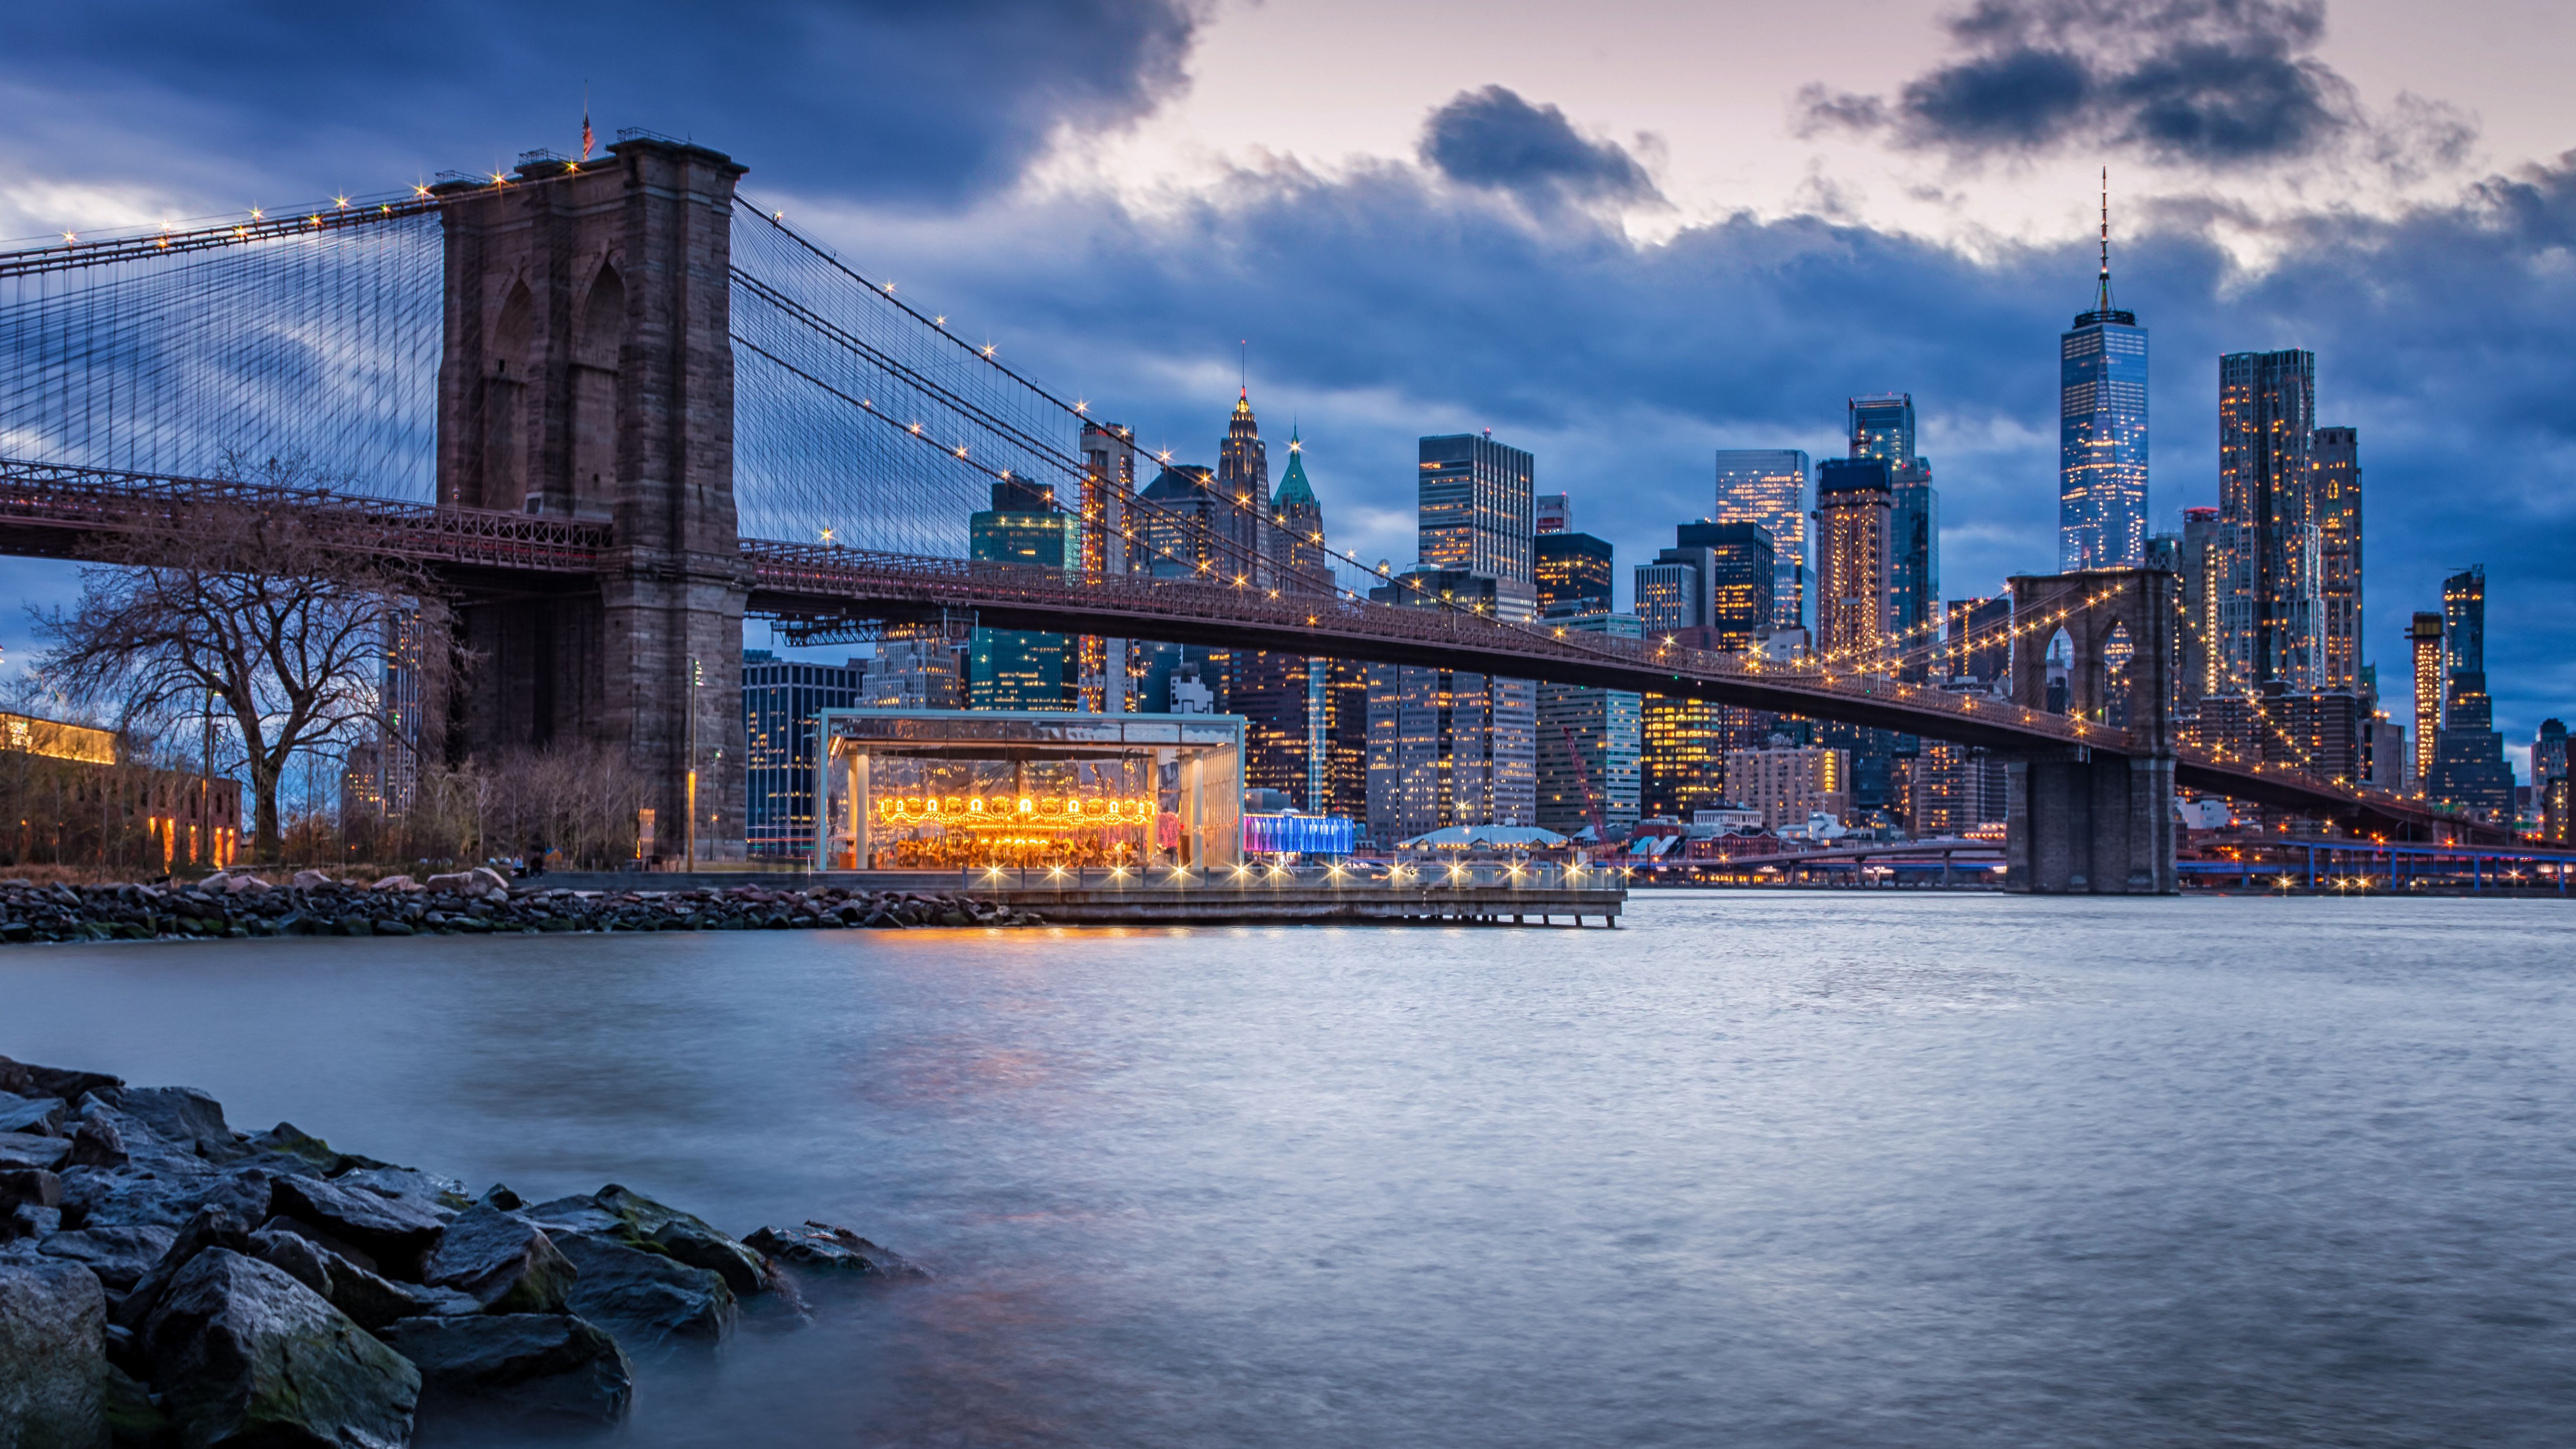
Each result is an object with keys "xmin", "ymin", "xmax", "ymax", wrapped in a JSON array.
[{"xmin": 9, "ymin": 894, "xmax": 2576, "ymax": 1447}]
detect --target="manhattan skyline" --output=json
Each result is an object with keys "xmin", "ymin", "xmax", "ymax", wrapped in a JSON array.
[{"xmin": 0, "ymin": 0, "xmax": 2568, "ymax": 770}]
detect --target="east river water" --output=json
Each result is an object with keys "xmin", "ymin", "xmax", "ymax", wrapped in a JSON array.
[{"xmin": 9, "ymin": 893, "xmax": 2575, "ymax": 1446}]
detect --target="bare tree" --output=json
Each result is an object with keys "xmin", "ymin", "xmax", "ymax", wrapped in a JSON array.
[{"xmin": 30, "ymin": 455, "xmax": 449, "ymax": 861}]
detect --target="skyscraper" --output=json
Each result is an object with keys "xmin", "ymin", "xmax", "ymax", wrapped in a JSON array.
[
  {"xmin": 2428, "ymin": 568, "xmax": 2513, "ymax": 818},
  {"xmin": 1848, "ymin": 395, "xmax": 1915, "ymax": 464},
  {"xmin": 1231, "ymin": 405, "xmax": 1334, "ymax": 807},
  {"xmin": 2313, "ymin": 426, "xmax": 2363, "ymax": 695},
  {"xmin": 968, "ymin": 478, "xmax": 1078, "ymax": 710},
  {"xmin": 742, "ymin": 650, "xmax": 867, "ymax": 858},
  {"xmin": 2059, "ymin": 179, "xmax": 2150, "ymax": 571},
  {"xmin": 1536, "ymin": 612, "xmax": 1643, "ymax": 839},
  {"xmin": 1713, "ymin": 449, "xmax": 1810, "ymax": 631},
  {"xmin": 1535, "ymin": 493, "xmax": 1571, "ymax": 536},
  {"xmin": 1217, "ymin": 387, "xmax": 1270, "ymax": 580},
  {"xmin": 1419, "ymin": 432, "xmax": 1536, "ymax": 583},
  {"xmin": 1365, "ymin": 568, "xmax": 1538, "ymax": 840},
  {"xmin": 2179, "ymin": 506, "xmax": 2223, "ymax": 707},
  {"xmin": 1536, "ymin": 531, "xmax": 1615, "ymax": 614},
  {"xmin": 2218, "ymin": 349, "xmax": 2322, "ymax": 692},
  {"xmin": 1674, "ymin": 521, "xmax": 1775, "ymax": 650},
  {"xmin": 2408, "ymin": 611, "xmax": 2443, "ymax": 787},
  {"xmin": 1812, "ymin": 457, "xmax": 1894, "ymax": 666},
  {"xmin": 1137, "ymin": 463, "xmax": 1224, "ymax": 579},
  {"xmin": 1076, "ymin": 421, "xmax": 1137, "ymax": 711},
  {"xmin": 1848, "ymin": 395, "xmax": 1938, "ymax": 664},
  {"xmin": 1269, "ymin": 426, "xmax": 1330, "ymax": 593}
]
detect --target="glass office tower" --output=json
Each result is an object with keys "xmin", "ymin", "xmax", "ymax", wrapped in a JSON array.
[
  {"xmin": 1713, "ymin": 448, "xmax": 1810, "ymax": 631},
  {"xmin": 2059, "ymin": 190, "xmax": 2149, "ymax": 571}
]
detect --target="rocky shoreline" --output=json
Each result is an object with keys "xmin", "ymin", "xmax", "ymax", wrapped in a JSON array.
[
  {"xmin": 0, "ymin": 1055, "xmax": 925, "ymax": 1446},
  {"xmin": 0, "ymin": 870, "xmax": 1042, "ymax": 944}
]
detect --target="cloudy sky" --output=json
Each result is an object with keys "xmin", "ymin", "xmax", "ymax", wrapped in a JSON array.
[{"xmin": 4, "ymin": 0, "xmax": 2571, "ymax": 769}]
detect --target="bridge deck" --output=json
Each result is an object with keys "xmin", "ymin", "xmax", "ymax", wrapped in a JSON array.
[{"xmin": 0, "ymin": 455, "xmax": 2493, "ymax": 843}]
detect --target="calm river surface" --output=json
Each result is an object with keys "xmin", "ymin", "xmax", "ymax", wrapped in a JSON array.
[{"xmin": 8, "ymin": 893, "xmax": 2575, "ymax": 1446}]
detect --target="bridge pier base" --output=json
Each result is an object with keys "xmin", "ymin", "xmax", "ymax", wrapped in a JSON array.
[{"xmin": 2006, "ymin": 749, "xmax": 2177, "ymax": 894}]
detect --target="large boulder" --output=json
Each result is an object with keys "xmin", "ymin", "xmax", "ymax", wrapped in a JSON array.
[
  {"xmin": 233, "ymin": 1123, "xmax": 384, "ymax": 1179},
  {"xmin": 374, "ymin": 1313, "xmax": 632, "ymax": 1426},
  {"xmin": 743, "ymin": 1221, "xmax": 932, "ymax": 1280},
  {"xmin": 249, "ymin": 1229, "xmax": 475, "ymax": 1331},
  {"xmin": 549, "ymin": 1232, "xmax": 736, "ymax": 1343},
  {"xmin": 34, "ymin": 1225, "xmax": 176, "ymax": 1291},
  {"xmin": 90, "ymin": 1087, "xmax": 246, "ymax": 1166},
  {"xmin": 522, "ymin": 1185, "xmax": 773, "ymax": 1297},
  {"xmin": 62, "ymin": 1109, "xmax": 126, "ymax": 1171},
  {"xmin": 142, "ymin": 1249, "xmax": 418, "ymax": 1449},
  {"xmin": 0, "ymin": 1091, "xmax": 66, "ymax": 1136},
  {"xmin": 0, "ymin": 1133, "xmax": 71, "ymax": 1172},
  {"xmin": 0, "ymin": 1058, "xmax": 123, "ymax": 1106},
  {"xmin": 55, "ymin": 1166, "xmax": 215, "ymax": 1234},
  {"xmin": 270, "ymin": 1175, "xmax": 446, "ymax": 1280},
  {"xmin": 0, "ymin": 1258, "xmax": 108, "ymax": 1449},
  {"xmin": 112, "ymin": 1205, "xmax": 253, "ymax": 1332},
  {"xmin": 424, "ymin": 1206, "xmax": 574, "ymax": 1315}
]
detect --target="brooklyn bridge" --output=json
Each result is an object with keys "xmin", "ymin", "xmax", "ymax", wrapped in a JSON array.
[{"xmin": 0, "ymin": 133, "xmax": 2494, "ymax": 894}]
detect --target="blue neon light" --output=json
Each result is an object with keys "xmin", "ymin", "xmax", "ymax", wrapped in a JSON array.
[{"xmin": 1241, "ymin": 814, "xmax": 1355, "ymax": 855}]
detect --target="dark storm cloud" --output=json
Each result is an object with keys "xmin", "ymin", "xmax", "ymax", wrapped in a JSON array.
[
  {"xmin": 1420, "ymin": 87, "xmax": 1661, "ymax": 206},
  {"xmin": 840, "ymin": 142, "xmax": 2576, "ymax": 735},
  {"xmin": 0, "ymin": 0, "xmax": 1201, "ymax": 211},
  {"xmin": 1799, "ymin": 0, "xmax": 2467, "ymax": 171}
]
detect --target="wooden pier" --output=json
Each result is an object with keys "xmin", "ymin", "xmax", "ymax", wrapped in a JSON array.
[{"xmin": 958, "ymin": 862, "xmax": 1626, "ymax": 927}]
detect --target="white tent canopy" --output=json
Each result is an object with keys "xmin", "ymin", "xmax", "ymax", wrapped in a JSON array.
[{"xmin": 1397, "ymin": 825, "xmax": 1570, "ymax": 850}]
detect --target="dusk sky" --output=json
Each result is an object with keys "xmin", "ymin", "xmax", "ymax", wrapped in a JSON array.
[{"xmin": 4, "ymin": 0, "xmax": 2571, "ymax": 769}]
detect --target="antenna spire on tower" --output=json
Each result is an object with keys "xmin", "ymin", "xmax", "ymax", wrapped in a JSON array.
[{"xmin": 2096, "ymin": 166, "xmax": 2114, "ymax": 314}]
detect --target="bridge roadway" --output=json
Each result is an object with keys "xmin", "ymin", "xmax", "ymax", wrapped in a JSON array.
[{"xmin": 0, "ymin": 456, "xmax": 2488, "ymax": 841}]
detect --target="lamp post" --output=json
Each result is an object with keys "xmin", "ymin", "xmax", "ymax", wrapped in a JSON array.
[{"xmin": 684, "ymin": 655, "xmax": 700, "ymax": 873}]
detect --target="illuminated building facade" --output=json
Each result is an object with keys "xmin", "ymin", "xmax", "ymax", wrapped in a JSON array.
[
  {"xmin": 1910, "ymin": 739, "xmax": 1973, "ymax": 837},
  {"xmin": 1714, "ymin": 448, "xmax": 1811, "ymax": 631},
  {"xmin": 869, "ymin": 626, "xmax": 964, "ymax": 711},
  {"xmin": 2428, "ymin": 566, "xmax": 2513, "ymax": 819},
  {"xmin": 2059, "ymin": 195, "xmax": 2149, "ymax": 571},
  {"xmin": 1363, "ymin": 567, "xmax": 1538, "ymax": 841},
  {"xmin": 2218, "ymin": 349, "xmax": 2322, "ymax": 692},
  {"xmin": 1418, "ymin": 433, "xmax": 1536, "ymax": 583},
  {"xmin": 816, "ymin": 710, "xmax": 1243, "ymax": 871},
  {"xmin": 1813, "ymin": 457, "xmax": 1894, "ymax": 667},
  {"xmin": 2313, "ymin": 426, "xmax": 2363, "ymax": 695},
  {"xmin": 1535, "ymin": 493, "xmax": 1571, "ymax": 535},
  {"xmin": 1231, "ymin": 415, "xmax": 1337, "ymax": 807},
  {"xmin": 968, "ymin": 478, "xmax": 1078, "ymax": 710},
  {"xmin": 1217, "ymin": 388, "xmax": 1271, "ymax": 579},
  {"xmin": 743, "ymin": 650, "xmax": 867, "ymax": 858},
  {"xmin": 1674, "ymin": 521, "xmax": 1774, "ymax": 650},
  {"xmin": 0, "ymin": 710, "xmax": 240, "ymax": 869},
  {"xmin": 1536, "ymin": 531, "xmax": 1615, "ymax": 614},
  {"xmin": 1076, "ymin": 421, "xmax": 1137, "ymax": 711},
  {"xmin": 1849, "ymin": 395, "xmax": 1938, "ymax": 665},
  {"xmin": 1536, "ymin": 612, "xmax": 1643, "ymax": 838},
  {"xmin": 1725, "ymin": 746, "xmax": 1849, "ymax": 829},
  {"xmin": 1642, "ymin": 687, "xmax": 1729, "ymax": 822},
  {"xmin": 2406, "ymin": 612, "xmax": 2442, "ymax": 787},
  {"xmin": 2178, "ymin": 507, "xmax": 2222, "ymax": 707}
]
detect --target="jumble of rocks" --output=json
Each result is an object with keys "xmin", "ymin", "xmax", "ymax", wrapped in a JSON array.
[
  {"xmin": 0, "ymin": 871, "xmax": 1042, "ymax": 944},
  {"xmin": 0, "ymin": 1055, "xmax": 925, "ymax": 1446}
]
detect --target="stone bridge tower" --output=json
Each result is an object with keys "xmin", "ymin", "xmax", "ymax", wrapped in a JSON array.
[
  {"xmin": 2003, "ymin": 567, "xmax": 2179, "ymax": 894},
  {"xmin": 433, "ymin": 137, "xmax": 749, "ymax": 862}
]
